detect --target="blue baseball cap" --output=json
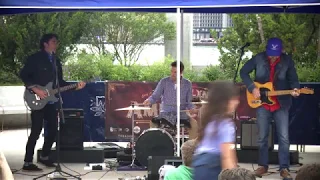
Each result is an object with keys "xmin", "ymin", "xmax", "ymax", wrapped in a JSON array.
[{"xmin": 266, "ymin": 38, "xmax": 283, "ymax": 56}]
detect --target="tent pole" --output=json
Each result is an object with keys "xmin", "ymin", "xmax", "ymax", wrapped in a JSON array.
[
  {"xmin": 181, "ymin": 10, "xmax": 184, "ymax": 64},
  {"xmin": 176, "ymin": 7, "xmax": 181, "ymax": 157}
]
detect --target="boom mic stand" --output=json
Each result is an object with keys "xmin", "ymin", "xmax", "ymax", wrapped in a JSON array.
[
  {"xmin": 232, "ymin": 45, "xmax": 246, "ymax": 157},
  {"xmin": 33, "ymin": 53, "xmax": 80, "ymax": 180}
]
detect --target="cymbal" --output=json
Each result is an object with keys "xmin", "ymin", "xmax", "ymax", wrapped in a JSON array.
[
  {"xmin": 115, "ymin": 106, "xmax": 151, "ymax": 111},
  {"xmin": 192, "ymin": 101, "xmax": 208, "ymax": 104}
]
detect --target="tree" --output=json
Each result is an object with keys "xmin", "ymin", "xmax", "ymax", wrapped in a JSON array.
[
  {"xmin": 86, "ymin": 12, "xmax": 175, "ymax": 66},
  {"xmin": 0, "ymin": 12, "xmax": 90, "ymax": 84},
  {"xmin": 215, "ymin": 14, "xmax": 320, "ymax": 82}
]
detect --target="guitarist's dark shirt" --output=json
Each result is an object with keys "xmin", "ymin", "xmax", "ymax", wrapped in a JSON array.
[{"xmin": 19, "ymin": 50, "xmax": 69, "ymax": 89}]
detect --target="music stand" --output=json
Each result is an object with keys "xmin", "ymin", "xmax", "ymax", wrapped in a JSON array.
[
  {"xmin": 33, "ymin": 53, "xmax": 80, "ymax": 180},
  {"xmin": 117, "ymin": 103, "xmax": 145, "ymax": 171}
]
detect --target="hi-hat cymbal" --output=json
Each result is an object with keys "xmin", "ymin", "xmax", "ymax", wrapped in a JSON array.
[{"xmin": 115, "ymin": 106, "xmax": 151, "ymax": 111}]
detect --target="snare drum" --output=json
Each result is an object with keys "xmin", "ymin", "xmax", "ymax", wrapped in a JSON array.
[{"xmin": 135, "ymin": 128, "xmax": 175, "ymax": 167}]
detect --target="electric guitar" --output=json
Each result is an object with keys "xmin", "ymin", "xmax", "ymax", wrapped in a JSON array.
[
  {"xmin": 246, "ymin": 82, "xmax": 314, "ymax": 108},
  {"xmin": 24, "ymin": 78, "xmax": 97, "ymax": 110}
]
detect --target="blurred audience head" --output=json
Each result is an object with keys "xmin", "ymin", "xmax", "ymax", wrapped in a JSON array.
[
  {"xmin": 296, "ymin": 163, "xmax": 320, "ymax": 180},
  {"xmin": 218, "ymin": 168, "xmax": 256, "ymax": 180},
  {"xmin": 181, "ymin": 139, "xmax": 197, "ymax": 167}
]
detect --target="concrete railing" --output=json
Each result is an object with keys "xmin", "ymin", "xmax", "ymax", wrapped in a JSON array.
[{"xmin": 0, "ymin": 86, "xmax": 31, "ymax": 130}]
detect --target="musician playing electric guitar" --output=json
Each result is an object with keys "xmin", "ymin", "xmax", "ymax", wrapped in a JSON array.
[
  {"xmin": 240, "ymin": 38, "xmax": 299, "ymax": 180},
  {"xmin": 19, "ymin": 33, "xmax": 86, "ymax": 171}
]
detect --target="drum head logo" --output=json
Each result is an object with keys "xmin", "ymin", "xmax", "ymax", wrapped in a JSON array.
[{"xmin": 133, "ymin": 126, "xmax": 141, "ymax": 134}]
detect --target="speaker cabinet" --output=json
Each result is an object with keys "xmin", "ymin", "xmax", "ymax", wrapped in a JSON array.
[
  {"xmin": 59, "ymin": 108, "xmax": 84, "ymax": 150},
  {"xmin": 240, "ymin": 120, "xmax": 274, "ymax": 151}
]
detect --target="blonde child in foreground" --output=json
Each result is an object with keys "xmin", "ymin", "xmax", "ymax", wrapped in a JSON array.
[{"xmin": 164, "ymin": 139, "xmax": 197, "ymax": 180}]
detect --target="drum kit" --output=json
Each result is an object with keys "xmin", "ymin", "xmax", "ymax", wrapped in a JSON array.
[{"xmin": 114, "ymin": 99, "xmax": 208, "ymax": 168}]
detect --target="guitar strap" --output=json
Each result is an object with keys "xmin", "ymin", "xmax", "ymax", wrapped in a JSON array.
[
  {"xmin": 272, "ymin": 55, "xmax": 282, "ymax": 84},
  {"xmin": 48, "ymin": 54, "xmax": 57, "ymax": 89}
]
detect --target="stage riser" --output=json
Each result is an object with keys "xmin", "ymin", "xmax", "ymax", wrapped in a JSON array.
[
  {"xmin": 37, "ymin": 148, "xmax": 104, "ymax": 163},
  {"xmin": 237, "ymin": 149, "xmax": 299, "ymax": 164}
]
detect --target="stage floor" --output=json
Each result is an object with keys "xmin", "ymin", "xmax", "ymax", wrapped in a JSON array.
[{"xmin": 1, "ymin": 128, "xmax": 320, "ymax": 180}]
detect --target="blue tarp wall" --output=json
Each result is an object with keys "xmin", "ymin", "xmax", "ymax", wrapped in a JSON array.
[{"xmin": 55, "ymin": 82, "xmax": 320, "ymax": 145}]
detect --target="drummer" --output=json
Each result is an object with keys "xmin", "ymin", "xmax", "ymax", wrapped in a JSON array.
[{"xmin": 143, "ymin": 61, "xmax": 198, "ymax": 139}]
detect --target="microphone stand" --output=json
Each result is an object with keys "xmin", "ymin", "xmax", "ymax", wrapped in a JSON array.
[
  {"xmin": 34, "ymin": 53, "xmax": 80, "ymax": 180},
  {"xmin": 233, "ymin": 47, "xmax": 245, "ymax": 83},
  {"xmin": 233, "ymin": 46, "xmax": 246, "ymax": 159}
]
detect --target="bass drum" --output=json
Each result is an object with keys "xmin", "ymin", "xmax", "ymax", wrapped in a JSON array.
[{"xmin": 135, "ymin": 128, "xmax": 175, "ymax": 167}]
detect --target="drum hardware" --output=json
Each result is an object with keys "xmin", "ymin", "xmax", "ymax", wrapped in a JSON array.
[
  {"xmin": 135, "ymin": 100, "xmax": 207, "ymax": 107},
  {"xmin": 115, "ymin": 103, "xmax": 151, "ymax": 169},
  {"xmin": 180, "ymin": 124, "xmax": 186, "ymax": 144},
  {"xmin": 115, "ymin": 105, "xmax": 151, "ymax": 111},
  {"xmin": 191, "ymin": 101, "xmax": 208, "ymax": 105}
]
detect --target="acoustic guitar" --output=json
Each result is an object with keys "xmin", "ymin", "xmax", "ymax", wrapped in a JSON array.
[{"xmin": 246, "ymin": 82, "xmax": 314, "ymax": 108}]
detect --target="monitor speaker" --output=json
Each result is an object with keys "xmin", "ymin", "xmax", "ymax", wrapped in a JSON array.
[
  {"xmin": 59, "ymin": 108, "xmax": 84, "ymax": 150},
  {"xmin": 240, "ymin": 120, "xmax": 274, "ymax": 151}
]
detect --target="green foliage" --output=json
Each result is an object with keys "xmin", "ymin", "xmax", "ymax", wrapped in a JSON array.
[
  {"xmin": 296, "ymin": 61, "xmax": 320, "ymax": 82},
  {"xmin": 210, "ymin": 29, "xmax": 218, "ymax": 39},
  {"xmin": 202, "ymin": 65, "xmax": 230, "ymax": 81},
  {"xmin": 217, "ymin": 14, "xmax": 320, "ymax": 82},
  {"xmin": 86, "ymin": 12, "xmax": 176, "ymax": 66},
  {"xmin": 64, "ymin": 53, "xmax": 216, "ymax": 83},
  {"xmin": 64, "ymin": 52, "xmax": 104, "ymax": 81},
  {"xmin": 0, "ymin": 70, "xmax": 22, "ymax": 85},
  {"xmin": 0, "ymin": 12, "xmax": 176, "ymax": 85},
  {"xmin": 0, "ymin": 12, "xmax": 90, "ymax": 78}
]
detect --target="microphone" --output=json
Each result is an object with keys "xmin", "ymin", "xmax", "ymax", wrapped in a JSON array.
[{"xmin": 240, "ymin": 42, "xmax": 251, "ymax": 49}]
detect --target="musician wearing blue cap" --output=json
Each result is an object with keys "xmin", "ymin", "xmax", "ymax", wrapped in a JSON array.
[{"xmin": 240, "ymin": 38, "xmax": 300, "ymax": 180}]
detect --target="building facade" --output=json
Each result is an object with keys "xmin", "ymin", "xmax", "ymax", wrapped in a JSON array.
[{"xmin": 193, "ymin": 13, "xmax": 233, "ymax": 41}]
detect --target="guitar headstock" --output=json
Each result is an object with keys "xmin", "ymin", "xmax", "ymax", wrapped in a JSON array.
[{"xmin": 300, "ymin": 87, "xmax": 314, "ymax": 94}]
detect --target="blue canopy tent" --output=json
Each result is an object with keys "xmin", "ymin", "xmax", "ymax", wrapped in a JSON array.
[
  {"xmin": 1, "ymin": 0, "xmax": 320, "ymax": 156},
  {"xmin": 0, "ymin": 0, "xmax": 320, "ymax": 14}
]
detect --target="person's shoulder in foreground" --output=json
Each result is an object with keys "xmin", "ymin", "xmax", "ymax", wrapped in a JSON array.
[{"xmin": 164, "ymin": 165, "xmax": 193, "ymax": 180}]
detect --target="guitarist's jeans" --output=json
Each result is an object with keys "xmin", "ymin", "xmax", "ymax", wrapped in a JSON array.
[
  {"xmin": 256, "ymin": 107, "xmax": 290, "ymax": 170},
  {"xmin": 24, "ymin": 104, "xmax": 57, "ymax": 162}
]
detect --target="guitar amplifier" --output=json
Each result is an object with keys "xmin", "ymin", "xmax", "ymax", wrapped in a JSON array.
[
  {"xmin": 240, "ymin": 120, "xmax": 274, "ymax": 151},
  {"xmin": 59, "ymin": 109, "xmax": 84, "ymax": 150}
]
